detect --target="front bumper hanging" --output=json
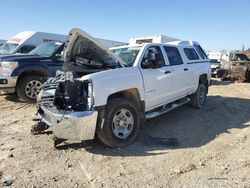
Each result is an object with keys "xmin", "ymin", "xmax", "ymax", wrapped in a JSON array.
[{"xmin": 37, "ymin": 106, "xmax": 98, "ymax": 141}]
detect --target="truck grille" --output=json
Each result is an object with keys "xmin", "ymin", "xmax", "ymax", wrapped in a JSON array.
[
  {"xmin": 38, "ymin": 95, "xmax": 55, "ymax": 106},
  {"xmin": 37, "ymin": 82, "xmax": 58, "ymax": 107},
  {"xmin": 42, "ymin": 83, "xmax": 58, "ymax": 90},
  {"xmin": 37, "ymin": 71, "xmax": 74, "ymax": 107}
]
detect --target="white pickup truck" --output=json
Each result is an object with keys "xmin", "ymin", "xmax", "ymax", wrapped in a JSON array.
[{"xmin": 34, "ymin": 29, "xmax": 211, "ymax": 147}]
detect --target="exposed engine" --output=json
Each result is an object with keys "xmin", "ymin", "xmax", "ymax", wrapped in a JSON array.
[
  {"xmin": 37, "ymin": 71, "xmax": 92, "ymax": 111},
  {"xmin": 54, "ymin": 79, "xmax": 89, "ymax": 111}
]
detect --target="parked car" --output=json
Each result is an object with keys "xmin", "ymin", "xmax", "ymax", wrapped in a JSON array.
[
  {"xmin": 0, "ymin": 31, "xmax": 67, "ymax": 55},
  {"xmin": 210, "ymin": 59, "xmax": 221, "ymax": 77},
  {"xmin": 34, "ymin": 28, "xmax": 211, "ymax": 148},
  {"xmin": 0, "ymin": 42, "xmax": 65, "ymax": 101}
]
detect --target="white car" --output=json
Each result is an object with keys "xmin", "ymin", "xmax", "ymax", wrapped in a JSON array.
[
  {"xmin": 210, "ymin": 59, "xmax": 221, "ymax": 77},
  {"xmin": 35, "ymin": 29, "xmax": 211, "ymax": 148}
]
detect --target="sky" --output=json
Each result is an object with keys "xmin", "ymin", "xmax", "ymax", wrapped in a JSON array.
[{"xmin": 1, "ymin": 0, "xmax": 250, "ymax": 51}]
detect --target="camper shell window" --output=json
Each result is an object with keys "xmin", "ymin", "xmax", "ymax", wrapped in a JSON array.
[
  {"xmin": 184, "ymin": 48, "xmax": 199, "ymax": 60},
  {"xmin": 164, "ymin": 46, "xmax": 183, "ymax": 65}
]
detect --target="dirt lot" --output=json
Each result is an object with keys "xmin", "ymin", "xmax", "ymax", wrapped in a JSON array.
[{"xmin": 0, "ymin": 79, "xmax": 250, "ymax": 188}]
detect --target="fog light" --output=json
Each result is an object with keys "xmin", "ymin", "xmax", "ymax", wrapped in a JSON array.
[{"xmin": 0, "ymin": 79, "xmax": 8, "ymax": 84}]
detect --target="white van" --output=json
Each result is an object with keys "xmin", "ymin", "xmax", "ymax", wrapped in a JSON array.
[
  {"xmin": 0, "ymin": 31, "xmax": 67, "ymax": 55},
  {"xmin": 0, "ymin": 31, "xmax": 126, "ymax": 55}
]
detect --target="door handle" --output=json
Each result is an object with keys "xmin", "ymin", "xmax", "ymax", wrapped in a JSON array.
[
  {"xmin": 164, "ymin": 70, "xmax": 171, "ymax": 74},
  {"xmin": 184, "ymin": 68, "xmax": 188, "ymax": 71}
]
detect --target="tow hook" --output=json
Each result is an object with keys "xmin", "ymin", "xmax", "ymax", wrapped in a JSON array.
[{"xmin": 31, "ymin": 122, "xmax": 48, "ymax": 135}]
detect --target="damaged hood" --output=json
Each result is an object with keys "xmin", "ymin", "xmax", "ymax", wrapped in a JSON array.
[{"xmin": 63, "ymin": 28, "xmax": 125, "ymax": 68}]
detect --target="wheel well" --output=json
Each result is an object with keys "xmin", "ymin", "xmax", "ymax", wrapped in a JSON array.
[
  {"xmin": 17, "ymin": 70, "xmax": 47, "ymax": 84},
  {"xmin": 199, "ymin": 74, "xmax": 208, "ymax": 91},
  {"xmin": 107, "ymin": 88, "xmax": 144, "ymax": 112}
]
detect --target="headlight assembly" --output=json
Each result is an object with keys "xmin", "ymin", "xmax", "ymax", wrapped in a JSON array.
[
  {"xmin": 0, "ymin": 61, "xmax": 18, "ymax": 76},
  {"xmin": 87, "ymin": 80, "xmax": 94, "ymax": 110}
]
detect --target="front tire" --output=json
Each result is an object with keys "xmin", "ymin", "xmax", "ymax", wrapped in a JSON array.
[
  {"xmin": 98, "ymin": 98, "xmax": 140, "ymax": 148},
  {"xmin": 191, "ymin": 83, "xmax": 207, "ymax": 109},
  {"xmin": 17, "ymin": 75, "xmax": 44, "ymax": 102}
]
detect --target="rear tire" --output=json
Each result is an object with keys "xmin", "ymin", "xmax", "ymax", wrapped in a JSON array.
[
  {"xmin": 98, "ymin": 98, "xmax": 140, "ymax": 148},
  {"xmin": 191, "ymin": 83, "xmax": 207, "ymax": 109},
  {"xmin": 17, "ymin": 75, "xmax": 44, "ymax": 102}
]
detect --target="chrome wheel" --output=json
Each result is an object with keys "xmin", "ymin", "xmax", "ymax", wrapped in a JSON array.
[
  {"xmin": 112, "ymin": 109, "xmax": 134, "ymax": 139},
  {"xmin": 25, "ymin": 80, "xmax": 42, "ymax": 99}
]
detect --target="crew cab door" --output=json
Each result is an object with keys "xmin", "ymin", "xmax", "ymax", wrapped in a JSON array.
[
  {"xmin": 140, "ymin": 45, "xmax": 173, "ymax": 111},
  {"xmin": 163, "ymin": 46, "xmax": 191, "ymax": 99}
]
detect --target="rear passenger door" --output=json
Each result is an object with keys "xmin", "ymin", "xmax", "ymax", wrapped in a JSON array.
[{"xmin": 163, "ymin": 46, "xmax": 190, "ymax": 99}]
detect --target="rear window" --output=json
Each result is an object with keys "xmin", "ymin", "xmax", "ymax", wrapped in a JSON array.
[
  {"xmin": 164, "ymin": 46, "xmax": 183, "ymax": 65},
  {"xmin": 184, "ymin": 48, "xmax": 199, "ymax": 60}
]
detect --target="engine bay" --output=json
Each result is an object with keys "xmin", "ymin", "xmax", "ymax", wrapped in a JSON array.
[{"xmin": 54, "ymin": 79, "xmax": 89, "ymax": 111}]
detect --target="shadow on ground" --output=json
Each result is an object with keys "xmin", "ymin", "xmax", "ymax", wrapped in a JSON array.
[
  {"xmin": 56, "ymin": 95, "xmax": 250, "ymax": 156},
  {"xmin": 210, "ymin": 78, "xmax": 234, "ymax": 85},
  {"xmin": 3, "ymin": 93, "xmax": 27, "ymax": 103}
]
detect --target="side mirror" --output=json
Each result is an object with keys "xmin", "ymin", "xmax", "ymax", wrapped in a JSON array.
[
  {"xmin": 147, "ymin": 52, "xmax": 156, "ymax": 62},
  {"xmin": 141, "ymin": 52, "xmax": 155, "ymax": 68},
  {"xmin": 54, "ymin": 51, "xmax": 63, "ymax": 60},
  {"xmin": 141, "ymin": 53, "xmax": 163, "ymax": 69}
]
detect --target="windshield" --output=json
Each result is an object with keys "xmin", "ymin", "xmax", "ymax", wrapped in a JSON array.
[
  {"xmin": 0, "ymin": 42, "xmax": 19, "ymax": 54},
  {"xmin": 230, "ymin": 53, "xmax": 250, "ymax": 61},
  {"xmin": 210, "ymin": 59, "xmax": 220, "ymax": 64},
  {"xmin": 29, "ymin": 42, "xmax": 63, "ymax": 56},
  {"xmin": 111, "ymin": 47, "xmax": 140, "ymax": 67},
  {"xmin": 236, "ymin": 54, "xmax": 249, "ymax": 61}
]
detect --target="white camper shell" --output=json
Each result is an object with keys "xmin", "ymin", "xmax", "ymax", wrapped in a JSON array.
[
  {"xmin": 0, "ymin": 31, "xmax": 67, "ymax": 55},
  {"xmin": 129, "ymin": 35, "xmax": 179, "ymax": 45}
]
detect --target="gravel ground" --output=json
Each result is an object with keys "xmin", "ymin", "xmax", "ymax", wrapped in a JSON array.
[{"xmin": 0, "ymin": 79, "xmax": 250, "ymax": 188}]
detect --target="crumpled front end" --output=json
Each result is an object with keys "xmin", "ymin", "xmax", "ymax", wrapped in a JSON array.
[
  {"xmin": 35, "ymin": 71, "xmax": 98, "ymax": 142},
  {"xmin": 33, "ymin": 28, "xmax": 125, "ymax": 144},
  {"xmin": 38, "ymin": 105, "xmax": 97, "ymax": 141}
]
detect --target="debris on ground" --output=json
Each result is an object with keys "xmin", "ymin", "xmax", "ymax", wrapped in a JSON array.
[
  {"xmin": 3, "ymin": 180, "xmax": 13, "ymax": 187},
  {"xmin": 144, "ymin": 134, "xmax": 179, "ymax": 147},
  {"xmin": 8, "ymin": 154, "xmax": 14, "ymax": 158}
]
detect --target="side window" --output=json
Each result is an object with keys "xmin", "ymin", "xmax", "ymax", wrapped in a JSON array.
[
  {"xmin": 194, "ymin": 44, "xmax": 208, "ymax": 59},
  {"xmin": 19, "ymin": 45, "xmax": 36, "ymax": 53},
  {"xmin": 164, "ymin": 46, "xmax": 183, "ymax": 65},
  {"xmin": 142, "ymin": 46, "xmax": 165, "ymax": 67},
  {"xmin": 184, "ymin": 48, "xmax": 199, "ymax": 60},
  {"xmin": 54, "ymin": 50, "xmax": 64, "ymax": 61}
]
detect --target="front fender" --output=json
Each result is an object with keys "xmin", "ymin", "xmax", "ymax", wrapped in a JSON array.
[
  {"xmin": 13, "ymin": 64, "xmax": 52, "ymax": 77},
  {"xmin": 80, "ymin": 67, "xmax": 145, "ymax": 107}
]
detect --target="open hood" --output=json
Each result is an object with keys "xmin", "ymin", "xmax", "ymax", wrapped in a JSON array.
[{"xmin": 63, "ymin": 29, "xmax": 124, "ymax": 69}]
